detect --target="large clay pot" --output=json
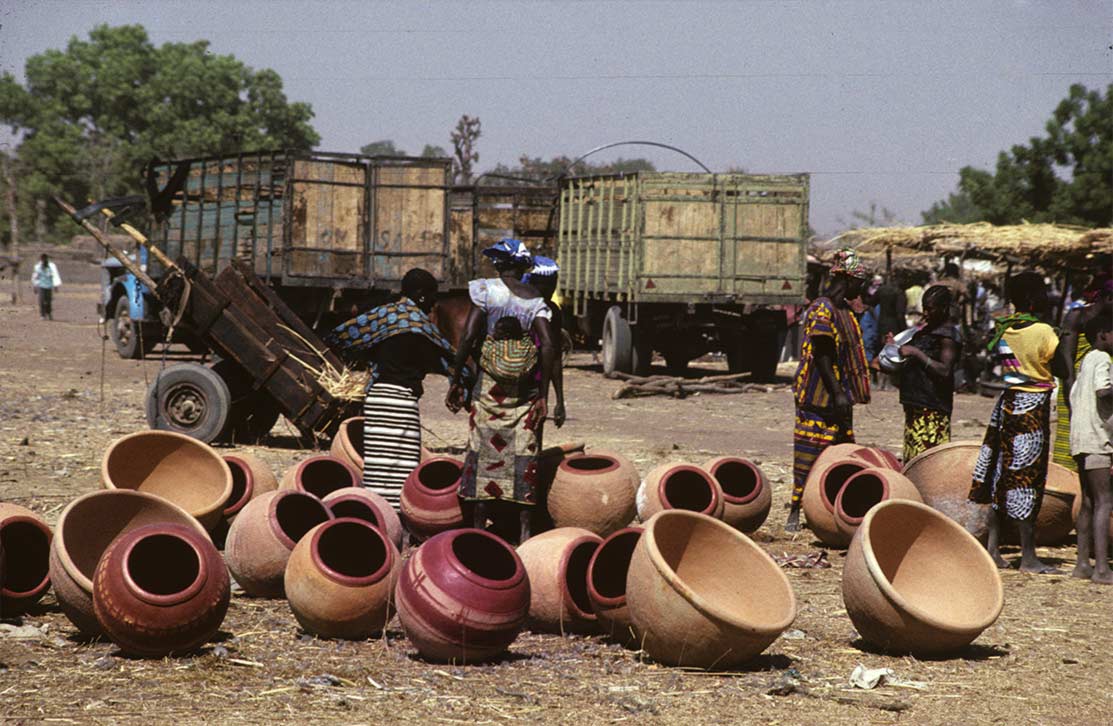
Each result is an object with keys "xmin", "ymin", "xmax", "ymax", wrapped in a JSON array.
[
  {"xmin": 101, "ymin": 430, "xmax": 233, "ymax": 531},
  {"xmin": 396, "ymin": 528, "xmax": 530, "ymax": 663},
  {"xmin": 626, "ymin": 510, "xmax": 796, "ymax": 668},
  {"xmin": 834, "ymin": 468, "xmax": 923, "ymax": 541},
  {"xmin": 586, "ymin": 526, "xmax": 642, "ymax": 645},
  {"xmin": 92, "ymin": 523, "xmax": 230, "ymax": 657},
  {"xmin": 400, "ymin": 457, "xmax": 465, "ymax": 540},
  {"xmin": 516, "ymin": 527, "xmax": 602, "ymax": 633},
  {"xmin": 548, "ymin": 451, "xmax": 638, "ymax": 537},
  {"xmin": 322, "ymin": 487, "xmax": 404, "ymax": 551},
  {"xmin": 224, "ymin": 490, "xmax": 333, "ymax": 597},
  {"xmin": 702, "ymin": 457, "xmax": 772, "ymax": 533},
  {"xmin": 285, "ymin": 518, "xmax": 400, "ymax": 639},
  {"xmin": 636, "ymin": 463, "xmax": 725, "ymax": 522},
  {"xmin": 330, "ymin": 416, "xmax": 364, "ymax": 472},
  {"xmin": 842, "ymin": 499, "xmax": 1003, "ymax": 655},
  {"xmin": 1020, "ymin": 462, "xmax": 1079, "ymax": 544},
  {"xmin": 813, "ymin": 443, "xmax": 894, "ymax": 473},
  {"xmin": 49, "ymin": 490, "xmax": 209, "ymax": 636},
  {"xmin": 801, "ymin": 457, "xmax": 870, "ymax": 548},
  {"xmin": 222, "ymin": 453, "xmax": 278, "ymax": 523},
  {"xmin": 279, "ymin": 455, "xmax": 361, "ymax": 499},
  {"xmin": 0, "ymin": 503, "xmax": 52, "ymax": 613}
]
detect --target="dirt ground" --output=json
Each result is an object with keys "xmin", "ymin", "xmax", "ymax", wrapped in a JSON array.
[{"xmin": 1, "ymin": 281, "xmax": 1109, "ymax": 725}]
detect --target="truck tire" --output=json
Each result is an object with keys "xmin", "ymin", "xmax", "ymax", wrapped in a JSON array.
[
  {"xmin": 602, "ymin": 306, "xmax": 633, "ymax": 378},
  {"xmin": 145, "ymin": 363, "xmax": 231, "ymax": 444},
  {"xmin": 111, "ymin": 296, "xmax": 156, "ymax": 360},
  {"xmin": 210, "ymin": 359, "xmax": 281, "ymax": 444}
]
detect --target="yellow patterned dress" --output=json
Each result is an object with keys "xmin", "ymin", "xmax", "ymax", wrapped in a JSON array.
[{"xmin": 1053, "ymin": 335, "xmax": 1092, "ymax": 471}]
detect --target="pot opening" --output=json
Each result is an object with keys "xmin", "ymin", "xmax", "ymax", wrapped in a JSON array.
[
  {"xmin": 590, "ymin": 530, "xmax": 640, "ymax": 601},
  {"xmin": 276, "ymin": 494, "xmax": 331, "ymax": 545},
  {"xmin": 0, "ymin": 520, "xmax": 49, "ymax": 595},
  {"xmin": 565, "ymin": 456, "xmax": 617, "ymax": 473},
  {"xmin": 107, "ymin": 434, "xmax": 225, "ymax": 505},
  {"xmin": 662, "ymin": 470, "xmax": 715, "ymax": 512},
  {"xmin": 452, "ymin": 531, "xmax": 518, "ymax": 581},
  {"xmin": 564, "ymin": 541, "xmax": 598, "ymax": 617},
  {"xmin": 127, "ymin": 533, "xmax": 200, "ymax": 596},
  {"xmin": 344, "ymin": 419, "xmax": 365, "ymax": 458},
  {"xmin": 223, "ymin": 459, "xmax": 252, "ymax": 514},
  {"xmin": 316, "ymin": 520, "xmax": 387, "ymax": 580},
  {"xmin": 418, "ymin": 460, "xmax": 463, "ymax": 491},
  {"xmin": 839, "ymin": 473, "xmax": 886, "ymax": 521},
  {"xmin": 328, "ymin": 499, "xmax": 381, "ymax": 529},
  {"xmin": 300, "ymin": 459, "xmax": 357, "ymax": 498},
  {"xmin": 823, "ymin": 462, "xmax": 865, "ymax": 510},
  {"xmin": 713, "ymin": 460, "xmax": 760, "ymax": 503}
]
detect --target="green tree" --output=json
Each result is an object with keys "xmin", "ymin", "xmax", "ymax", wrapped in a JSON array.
[
  {"xmin": 360, "ymin": 140, "xmax": 404, "ymax": 156},
  {"xmin": 921, "ymin": 189, "xmax": 986, "ymax": 225},
  {"xmin": 0, "ymin": 24, "xmax": 319, "ymax": 241},
  {"xmin": 420, "ymin": 144, "xmax": 449, "ymax": 158},
  {"xmin": 486, "ymin": 155, "xmax": 657, "ymax": 184}
]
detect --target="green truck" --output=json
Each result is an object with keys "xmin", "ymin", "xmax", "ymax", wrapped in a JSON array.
[{"xmin": 556, "ymin": 171, "xmax": 810, "ymax": 379}]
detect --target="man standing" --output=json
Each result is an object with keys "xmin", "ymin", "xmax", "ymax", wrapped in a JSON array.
[{"xmin": 31, "ymin": 253, "xmax": 61, "ymax": 320}]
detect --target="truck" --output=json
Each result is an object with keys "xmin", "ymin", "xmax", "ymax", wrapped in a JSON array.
[{"xmin": 555, "ymin": 171, "xmax": 810, "ymax": 379}]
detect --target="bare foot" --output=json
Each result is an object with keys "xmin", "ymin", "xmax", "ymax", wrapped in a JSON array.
[
  {"xmin": 1019, "ymin": 559, "xmax": 1061, "ymax": 574},
  {"xmin": 1072, "ymin": 562, "xmax": 1094, "ymax": 579},
  {"xmin": 1091, "ymin": 570, "xmax": 1113, "ymax": 585},
  {"xmin": 785, "ymin": 509, "xmax": 801, "ymax": 533},
  {"xmin": 991, "ymin": 554, "xmax": 1011, "ymax": 570}
]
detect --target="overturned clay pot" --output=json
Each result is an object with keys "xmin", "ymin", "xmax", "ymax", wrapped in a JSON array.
[
  {"xmin": 801, "ymin": 457, "xmax": 870, "ymax": 548},
  {"xmin": 636, "ymin": 463, "xmax": 725, "ymax": 522},
  {"xmin": 0, "ymin": 503, "xmax": 52, "ymax": 614},
  {"xmin": 322, "ymin": 487, "xmax": 404, "ymax": 551},
  {"xmin": 702, "ymin": 457, "xmax": 772, "ymax": 534},
  {"xmin": 211, "ymin": 453, "xmax": 279, "ymax": 548},
  {"xmin": 279, "ymin": 455, "xmax": 361, "ymax": 499},
  {"xmin": 400, "ymin": 457, "xmax": 465, "ymax": 540},
  {"xmin": 516, "ymin": 527, "xmax": 602, "ymax": 634},
  {"xmin": 548, "ymin": 451, "xmax": 639, "ymax": 537},
  {"xmin": 834, "ymin": 467, "xmax": 923, "ymax": 541},
  {"xmin": 329, "ymin": 416, "xmax": 365, "ymax": 473},
  {"xmin": 586, "ymin": 526, "xmax": 643, "ymax": 645}
]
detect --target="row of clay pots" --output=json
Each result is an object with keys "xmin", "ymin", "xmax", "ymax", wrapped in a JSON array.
[
  {"xmin": 635, "ymin": 457, "xmax": 772, "ymax": 534},
  {"xmin": 330, "ymin": 416, "xmax": 434, "ymax": 475},
  {"xmin": 0, "ymin": 503, "xmax": 53, "ymax": 613}
]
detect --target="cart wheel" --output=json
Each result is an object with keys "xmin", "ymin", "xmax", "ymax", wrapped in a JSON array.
[
  {"xmin": 602, "ymin": 306, "xmax": 633, "ymax": 378},
  {"xmin": 112, "ymin": 296, "xmax": 156, "ymax": 360},
  {"xmin": 210, "ymin": 358, "xmax": 281, "ymax": 445},
  {"xmin": 145, "ymin": 363, "xmax": 231, "ymax": 444}
]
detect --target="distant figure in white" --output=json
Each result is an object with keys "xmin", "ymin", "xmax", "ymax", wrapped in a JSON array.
[{"xmin": 31, "ymin": 253, "xmax": 62, "ymax": 320}]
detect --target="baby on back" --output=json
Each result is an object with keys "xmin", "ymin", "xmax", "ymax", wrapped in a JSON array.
[
  {"xmin": 491, "ymin": 316, "xmax": 526, "ymax": 341},
  {"xmin": 481, "ymin": 316, "xmax": 537, "ymax": 386}
]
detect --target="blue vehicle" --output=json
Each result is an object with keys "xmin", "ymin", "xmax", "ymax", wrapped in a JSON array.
[{"xmin": 98, "ymin": 247, "xmax": 160, "ymax": 358}]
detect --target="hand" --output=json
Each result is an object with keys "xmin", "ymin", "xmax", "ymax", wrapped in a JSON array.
[
  {"xmin": 553, "ymin": 401, "xmax": 566, "ymax": 428},
  {"xmin": 885, "ymin": 332, "xmax": 895, "ymax": 344},
  {"xmin": 898, "ymin": 344, "xmax": 917, "ymax": 358},
  {"xmin": 445, "ymin": 383, "xmax": 465, "ymax": 413},
  {"xmin": 526, "ymin": 398, "xmax": 548, "ymax": 430},
  {"xmin": 832, "ymin": 391, "xmax": 852, "ymax": 419}
]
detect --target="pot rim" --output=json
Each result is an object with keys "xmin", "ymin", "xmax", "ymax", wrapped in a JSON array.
[
  {"xmin": 834, "ymin": 468, "xmax": 892, "ymax": 526},
  {"xmin": 438, "ymin": 528, "xmax": 527, "ymax": 591},
  {"xmin": 817, "ymin": 459, "xmax": 868, "ymax": 514},
  {"xmin": 322, "ymin": 490, "xmax": 383, "ymax": 524},
  {"xmin": 291, "ymin": 455, "xmax": 361, "ymax": 496},
  {"xmin": 411, "ymin": 457, "xmax": 464, "ymax": 495},
  {"xmin": 705, "ymin": 457, "xmax": 764, "ymax": 506},
  {"xmin": 0, "ymin": 514, "xmax": 53, "ymax": 600},
  {"xmin": 221, "ymin": 455, "xmax": 256, "ymax": 517},
  {"xmin": 559, "ymin": 453, "xmax": 621, "ymax": 476},
  {"xmin": 309, "ymin": 518, "xmax": 394, "ymax": 588},
  {"xmin": 268, "ymin": 490, "xmax": 333, "ymax": 551},
  {"xmin": 586, "ymin": 526, "xmax": 643, "ymax": 608},
  {"xmin": 642, "ymin": 510, "xmax": 796, "ymax": 634},
  {"xmin": 557, "ymin": 534, "xmax": 601, "ymax": 621},
  {"xmin": 656, "ymin": 465, "xmax": 720, "ymax": 516},
  {"xmin": 858, "ymin": 499, "xmax": 1004, "ymax": 633},
  {"xmin": 120, "ymin": 525, "xmax": 207, "ymax": 607},
  {"xmin": 335, "ymin": 416, "xmax": 364, "ymax": 463}
]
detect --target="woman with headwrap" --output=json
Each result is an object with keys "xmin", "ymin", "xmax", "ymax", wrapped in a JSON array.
[
  {"xmin": 786, "ymin": 248, "xmax": 872, "ymax": 532},
  {"xmin": 523, "ymin": 255, "xmax": 566, "ymax": 428}
]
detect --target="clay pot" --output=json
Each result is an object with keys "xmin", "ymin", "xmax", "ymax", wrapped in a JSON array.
[
  {"xmin": 92, "ymin": 523, "xmax": 230, "ymax": 657},
  {"xmin": 0, "ymin": 503, "xmax": 52, "ymax": 613},
  {"xmin": 626, "ymin": 510, "xmax": 796, "ymax": 668},
  {"xmin": 1022, "ymin": 461, "xmax": 1080, "ymax": 544},
  {"xmin": 586, "ymin": 527, "xmax": 643, "ymax": 644},
  {"xmin": 49, "ymin": 490, "xmax": 209, "ymax": 636},
  {"xmin": 279, "ymin": 455, "xmax": 361, "ymax": 499},
  {"xmin": 813, "ymin": 443, "xmax": 895, "ymax": 473},
  {"xmin": 801, "ymin": 457, "xmax": 870, "ymax": 548},
  {"xmin": 330, "ymin": 416, "xmax": 364, "ymax": 472},
  {"xmin": 224, "ymin": 490, "xmax": 333, "ymax": 597},
  {"xmin": 101, "ymin": 430, "xmax": 233, "ymax": 531},
  {"xmin": 322, "ymin": 487, "xmax": 404, "ymax": 551},
  {"xmin": 636, "ymin": 463, "xmax": 725, "ymax": 522},
  {"xmin": 516, "ymin": 527, "xmax": 602, "ymax": 633},
  {"xmin": 400, "ymin": 457, "xmax": 465, "ymax": 540},
  {"xmin": 396, "ymin": 528, "xmax": 530, "ymax": 663},
  {"xmin": 833, "ymin": 468, "xmax": 923, "ymax": 541},
  {"xmin": 548, "ymin": 451, "xmax": 639, "ymax": 537},
  {"xmin": 702, "ymin": 457, "xmax": 772, "ymax": 533},
  {"xmin": 842, "ymin": 499, "xmax": 1003, "ymax": 655},
  {"xmin": 285, "ymin": 518, "xmax": 400, "ymax": 639},
  {"xmin": 222, "ymin": 453, "xmax": 278, "ymax": 522}
]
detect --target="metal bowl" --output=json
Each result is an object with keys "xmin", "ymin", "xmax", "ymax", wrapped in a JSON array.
[{"xmin": 877, "ymin": 326, "xmax": 918, "ymax": 373}]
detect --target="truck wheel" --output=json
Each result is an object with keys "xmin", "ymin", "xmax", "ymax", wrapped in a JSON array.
[
  {"xmin": 111, "ymin": 296, "xmax": 155, "ymax": 360},
  {"xmin": 602, "ymin": 306, "xmax": 633, "ymax": 378},
  {"xmin": 145, "ymin": 363, "xmax": 231, "ymax": 444}
]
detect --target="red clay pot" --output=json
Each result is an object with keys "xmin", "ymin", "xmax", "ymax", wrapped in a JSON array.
[
  {"xmin": 92, "ymin": 522, "xmax": 230, "ymax": 657},
  {"xmin": 626, "ymin": 510, "xmax": 796, "ymax": 668},
  {"xmin": 330, "ymin": 416, "xmax": 365, "ymax": 473},
  {"xmin": 396, "ymin": 528, "xmax": 530, "ymax": 663},
  {"xmin": 702, "ymin": 457, "xmax": 772, "ymax": 533},
  {"xmin": 842, "ymin": 499, "xmax": 1003, "ymax": 655},
  {"xmin": 548, "ymin": 451, "xmax": 639, "ymax": 537},
  {"xmin": 49, "ymin": 490, "xmax": 209, "ymax": 636},
  {"xmin": 586, "ymin": 526, "xmax": 643, "ymax": 645},
  {"xmin": 285, "ymin": 518, "xmax": 400, "ymax": 639},
  {"xmin": 0, "ymin": 503, "xmax": 52, "ymax": 613},
  {"xmin": 101, "ymin": 430, "xmax": 233, "ymax": 532},
  {"xmin": 222, "ymin": 453, "xmax": 279, "ymax": 522},
  {"xmin": 833, "ymin": 468, "xmax": 923, "ymax": 541},
  {"xmin": 516, "ymin": 527, "xmax": 602, "ymax": 634},
  {"xmin": 400, "ymin": 457, "xmax": 465, "ymax": 540},
  {"xmin": 322, "ymin": 487, "xmax": 404, "ymax": 551},
  {"xmin": 636, "ymin": 463, "xmax": 725, "ymax": 522},
  {"xmin": 279, "ymin": 455, "xmax": 361, "ymax": 499},
  {"xmin": 224, "ymin": 490, "xmax": 333, "ymax": 597},
  {"xmin": 801, "ymin": 457, "xmax": 870, "ymax": 548}
]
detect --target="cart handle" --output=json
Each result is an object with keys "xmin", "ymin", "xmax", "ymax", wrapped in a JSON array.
[{"xmin": 53, "ymin": 196, "xmax": 159, "ymax": 291}]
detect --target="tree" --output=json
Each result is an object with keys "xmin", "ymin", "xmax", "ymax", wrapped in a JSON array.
[
  {"xmin": 486, "ymin": 155, "xmax": 657, "ymax": 184},
  {"xmin": 0, "ymin": 24, "xmax": 319, "ymax": 241},
  {"xmin": 450, "ymin": 115, "xmax": 481, "ymax": 184},
  {"xmin": 921, "ymin": 189, "xmax": 986, "ymax": 225},
  {"xmin": 420, "ymin": 144, "xmax": 449, "ymax": 159},
  {"xmin": 360, "ymin": 140, "xmax": 404, "ymax": 156}
]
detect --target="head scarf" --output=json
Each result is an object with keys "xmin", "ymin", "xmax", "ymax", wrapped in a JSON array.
[
  {"xmin": 482, "ymin": 238, "xmax": 533, "ymax": 266},
  {"xmin": 829, "ymin": 248, "xmax": 871, "ymax": 280},
  {"xmin": 522, "ymin": 255, "xmax": 559, "ymax": 284}
]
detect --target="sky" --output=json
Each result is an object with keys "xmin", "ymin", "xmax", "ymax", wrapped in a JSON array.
[{"xmin": 1, "ymin": 0, "xmax": 1110, "ymax": 236}]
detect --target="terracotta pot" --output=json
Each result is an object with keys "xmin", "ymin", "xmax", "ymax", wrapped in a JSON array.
[
  {"xmin": 285, "ymin": 518, "xmax": 400, "ymax": 639},
  {"xmin": 842, "ymin": 499, "xmax": 1003, "ymax": 655},
  {"xmin": 636, "ymin": 463, "xmax": 725, "ymax": 522},
  {"xmin": 396, "ymin": 528, "xmax": 530, "ymax": 662},
  {"xmin": 834, "ymin": 468, "xmax": 923, "ymax": 541},
  {"xmin": 516, "ymin": 527, "xmax": 602, "ymax": 633},
  {"xmin": 0, "ymin": 503, "xmax": 52, "ymax": 613},
  {"xmin": 221, "ymin": 453, "xmax": 278, "ymax": 522},
  {"xmin": 400, "ymin": 457, "xmax": 465, "ymax": 540},
  {"xmin": 548, "ymin": 451, "xmax": 638, "ymax": 537},
  {"xmin": 92, "ymin": 523, "xmax": 230, "ymax": 657},
  {"xmin": 321, "ymin": 487, "xmax": 404, "ymax": 551},
  {"xmin": 101, "ymin": 430, "xmax": 233, "ymax": 531},
  {"xmin": 586, "ymin": 526, "xmax": 643, "ymax": 645},
  {"xmin": 279, "ymin": 455, "xmax": 361, "ymax": 499},
  {"xmin": 49, "ymin": 490, "xmax": 209, "ymax": 636},
  {"xmin": 812, "ymin": 443, "xmax": 889, "ymax": 473},
  {"xmin": 224, "ymin": 490, "xmax": 333, "ymax": 597},
  {"xmin": 626, "ymin": 510, "xmax": 796, "ymax": 668},
  {"xmin": 702, "ymin": 457, "xmax": 772, "ymax": 533},
  {"xmin": 329, "ymin": 416, "xmax": 365, "ymax": 473},
  {"xmin": 1017, "ymin": 461, "xmax": 1079, "ymax": 544},
  {"xmin": 801, "ymin": 458, "xmax": 870, "ymax": 548}
]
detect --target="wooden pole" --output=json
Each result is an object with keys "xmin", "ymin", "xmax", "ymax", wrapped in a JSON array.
[
  {"xmin": 2, "ymin": 154, "xmax": 20, "ymax": 304},
  {"xmin": 98, "ymin": 207, "xmax": 178, "ymax": 271},
  {"xmin": 53, "ymin": 196, "xmax": 159, "ymax": 290}
]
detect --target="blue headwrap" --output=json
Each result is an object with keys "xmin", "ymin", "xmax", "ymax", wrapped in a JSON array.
[
  {"xmin": 523, "ymin": 255, "xmax": 559, "ymax": 284},
  {"xmin": 482, "ymin": 238, "xmax": 532, "ymax": 265}
]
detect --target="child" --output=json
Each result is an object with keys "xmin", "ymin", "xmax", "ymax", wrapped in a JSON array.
[{"xmin": 1070, "ymin": 315, "xmax": 1113, "ymax": 584}]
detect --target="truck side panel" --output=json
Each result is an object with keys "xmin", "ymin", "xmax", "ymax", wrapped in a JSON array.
[
  {"xmin": 287, "ymin": 159, "xmax": 367, "ymax": 282},
  {"xmin": 370, "ymin": 163, "xmax": 449, "ymax": 283}
]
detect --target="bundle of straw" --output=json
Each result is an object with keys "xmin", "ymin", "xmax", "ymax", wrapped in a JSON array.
[{"xmin": 278, "ymin": 325, "xmax": 369, "ymax": 401}]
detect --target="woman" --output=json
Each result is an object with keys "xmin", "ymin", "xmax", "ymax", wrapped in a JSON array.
[
  {"xmin": 896, "ymin": 285, "xmax": 961, "ymax": 461},
  {"xmin": 446, "ymin": 239, "xmax": 559, "ymax": 544},
  {"xmin": 327, "ymin": 268, "xmax": 463, "ymax": 510},
  {"xmin": 968, "ymin": 272, "xmax": 1064, "ymax": 573}
]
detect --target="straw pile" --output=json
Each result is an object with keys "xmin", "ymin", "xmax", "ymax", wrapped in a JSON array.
[{"xmin": 278, "ymin": 325, "xmax": 368, "ymax": 401}]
